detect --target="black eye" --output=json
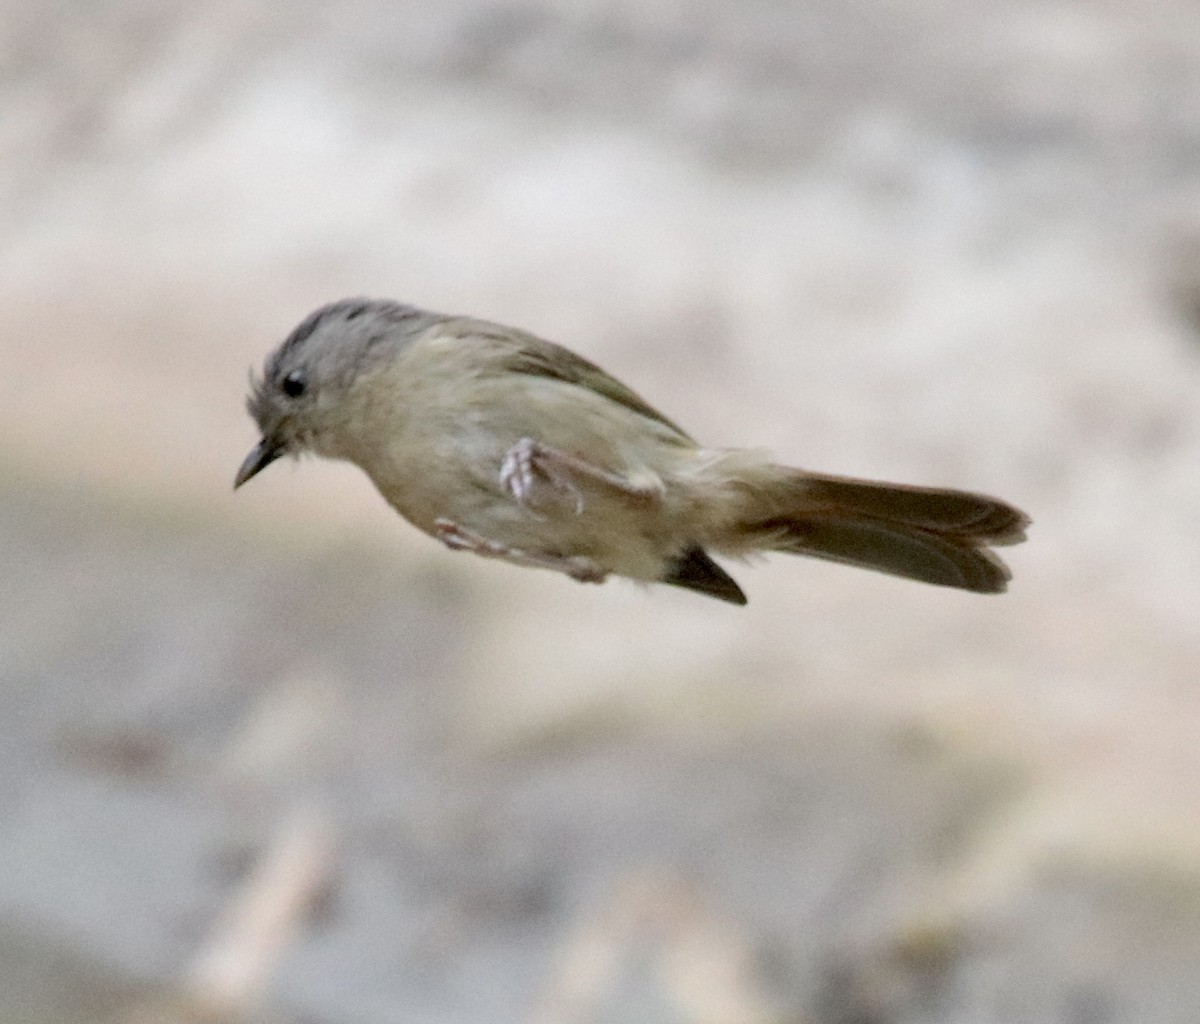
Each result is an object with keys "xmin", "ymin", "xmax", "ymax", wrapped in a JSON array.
[{"xmin": 281, "ymin": 372, "xmax": 307, "ymax": 398}]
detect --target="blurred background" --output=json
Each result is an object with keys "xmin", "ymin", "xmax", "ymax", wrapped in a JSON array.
[{"xmin": 3, "ymin": 1, "xmax": 1200, "ymax": 1021}]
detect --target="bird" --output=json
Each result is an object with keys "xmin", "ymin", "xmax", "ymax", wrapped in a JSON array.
[{"xmin": 235, "ymin": 298, "xmax": 1029, "ymax": 605}]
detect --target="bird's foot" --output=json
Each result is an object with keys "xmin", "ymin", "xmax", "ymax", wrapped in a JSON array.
[
  {"xmin": 500, "ymin": 438, "xmax": 585, "ymax": 514},
  {"xmin": 499, "ymin": 437, "xmax": 660, "ymax": 515},
  {"xmin": 432, "ymin": 518, "xmax": 607, "ymax": 584}
]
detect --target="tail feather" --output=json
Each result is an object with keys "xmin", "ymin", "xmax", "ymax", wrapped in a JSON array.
[
  {"xmin": 661, "ymin": 546, "xmax": 748, "ymax": 605},
  {"xmin": 798, "ymin": 475, "xmax": 1029, "ymax": 545},
  {"xmin": 730, "ymin": 470, "xmax": 1029, "ymax": 595},
  {"xmin": 768, "ymin": 514, "xmax": 1014, "ymax": 593}
]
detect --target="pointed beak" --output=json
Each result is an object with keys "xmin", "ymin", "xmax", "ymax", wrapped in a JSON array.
[{"xmin": 234, "ymin": 439, "xmax": 283, "ymax": 489}]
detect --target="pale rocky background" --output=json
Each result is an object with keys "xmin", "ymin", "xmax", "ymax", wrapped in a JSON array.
[{"xmin": 3, "ymin": 1, "xmax": 1200, "ymax": 1022}]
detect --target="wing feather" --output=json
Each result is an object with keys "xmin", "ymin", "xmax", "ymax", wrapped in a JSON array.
[{"xmin": 447, "ymin": 319, "xmax": 693, "ymax": 442}]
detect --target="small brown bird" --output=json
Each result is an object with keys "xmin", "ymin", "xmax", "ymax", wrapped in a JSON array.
[{"xmin": 236, "ymin": 299, "xmax": 1028, "ymax": 605}]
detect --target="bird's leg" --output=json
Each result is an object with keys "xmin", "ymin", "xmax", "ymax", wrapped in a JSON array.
[
  {"xmin": 500, "ymin": 437, "xmax": 661, "ymax": 515},
  {"xmin": 432, "ymin": 518, "xmax": 608, "ymax": 584}
]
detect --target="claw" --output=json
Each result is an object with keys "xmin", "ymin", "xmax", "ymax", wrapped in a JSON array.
[{"xmin": 499, "ymin": 440, "xmax": 537, "ymax": 504}]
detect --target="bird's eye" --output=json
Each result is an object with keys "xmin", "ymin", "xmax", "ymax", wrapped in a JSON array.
[{"xmin": 282, "ymin": 372, "xmax": 307, "ymax": 398}]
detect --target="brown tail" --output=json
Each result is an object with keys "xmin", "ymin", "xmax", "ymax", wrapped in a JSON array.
[{"xmin": 739, "ymin": 472, "xmax": 1029, "ymax": 594}]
